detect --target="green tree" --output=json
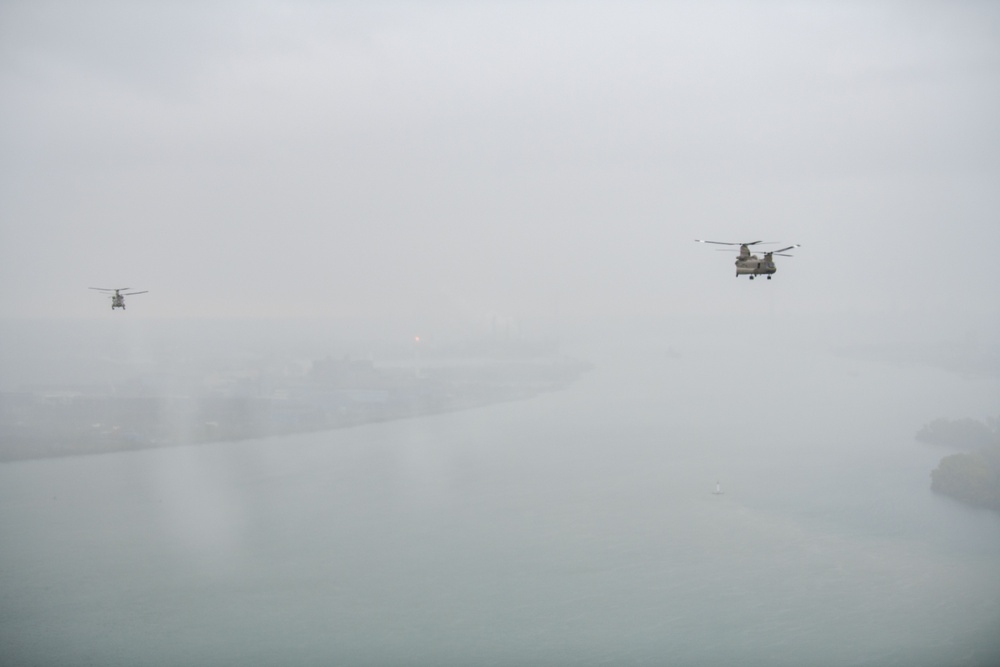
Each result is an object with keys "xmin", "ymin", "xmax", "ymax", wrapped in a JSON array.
[
  {"xmin": 931, "ymin": 445, "xmax": 1000, "ymax": 511},
  {"xmin": 917, "ymin": 417, "xmax": 998, "ymax": 449}
]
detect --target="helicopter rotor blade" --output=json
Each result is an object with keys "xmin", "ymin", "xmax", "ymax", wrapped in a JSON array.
[
  {"xmin": 88, "ymin": 287, "xmax": 115, "ymax": 292},
  {"xmin": 771, "ymin": 245, "xmax": 800, "ymax": 254},
  {"xmin": 696, "ymin": 239, "xmax": 773, "ymax": 247},
  {"xmin": 695, "ymin": 239, "xmax": 764, "ymax": 246},
  {"xmin": 123, "ymin": 291, "xmax": 148, "ymax": 296}
]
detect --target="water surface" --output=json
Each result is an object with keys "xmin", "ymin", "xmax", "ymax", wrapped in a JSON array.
[{"xmin": 2, "ymin": 339, "xmax": 998, "ymax": 666}]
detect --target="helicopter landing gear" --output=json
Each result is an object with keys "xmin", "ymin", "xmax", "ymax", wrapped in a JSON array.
[
  {"xmin": 767, "ymin": 276, "xmax": 771, "ymax": 280},
  {"xmin": 749, "ymin": 275, "xmax": 755, "ymax": 280}
]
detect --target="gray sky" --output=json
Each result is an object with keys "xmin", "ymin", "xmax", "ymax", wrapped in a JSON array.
[{"xmin": 1, "ymin": 1, "xmax": 998, "ymax": 329}]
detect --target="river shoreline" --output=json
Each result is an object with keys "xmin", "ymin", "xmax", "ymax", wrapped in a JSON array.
[{"xmin": 0, "ymin": 358, "xmax": 592, "ymax": 464}]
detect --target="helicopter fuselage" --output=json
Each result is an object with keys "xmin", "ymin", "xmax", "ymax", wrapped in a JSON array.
[{"xmin": 735, "ymin": 254, "xmax": 777, "ymax": 279}]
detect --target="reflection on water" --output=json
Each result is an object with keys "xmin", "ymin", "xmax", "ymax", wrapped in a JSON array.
[{"xmin": 2, "ymin": 342, "xmax": 999, "ymax": 666}]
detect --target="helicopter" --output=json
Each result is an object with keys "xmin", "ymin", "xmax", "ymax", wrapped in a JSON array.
[
  {"xmin": 89, "ymin": 287, "xmax": 148, "ymax": 310},
  {"xmin": 695, "ymin": 240, "xmax": 800, "ymax": 280}
]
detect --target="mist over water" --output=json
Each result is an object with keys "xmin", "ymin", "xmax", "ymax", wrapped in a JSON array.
[
  {"xmin": 2, "ymin": 1, "xmax": 999, "ymax": 663},
  {"xmin": 1, "ymin": 316, "xmax": 998, "ymax": 666}
]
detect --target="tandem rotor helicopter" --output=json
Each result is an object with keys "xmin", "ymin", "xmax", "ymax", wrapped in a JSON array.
[
  {"xmin": 695, "ymin": 240, "xmax": 800, "ymax": 280},
  {"xmin": 89, "ymin": 287, "xmax": 148, "ymax": 310}
]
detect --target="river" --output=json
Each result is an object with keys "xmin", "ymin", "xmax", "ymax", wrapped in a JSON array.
[{"xmin": 2, "ymin": 334, "xmax": 998, "ymax": 666}]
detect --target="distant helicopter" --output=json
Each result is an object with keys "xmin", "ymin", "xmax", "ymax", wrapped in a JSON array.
[
  {"xmin": 695, "ymin": 240, "xmax": 800, "ymax": 280},
  {"xmin": 89, "ymin": 287, "xmax": 148, "ymax": 310}
]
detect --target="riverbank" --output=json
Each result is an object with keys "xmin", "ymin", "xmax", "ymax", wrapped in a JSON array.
[{"xmin": 0, "ymin": 358, "xmax": 593, "ymax": 463}]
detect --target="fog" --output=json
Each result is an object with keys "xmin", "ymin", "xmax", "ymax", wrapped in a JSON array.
[
  {"xmin": 2, "ymin": 2, "xmax": 999, "ymax": 665},
  {"xmin": 2, "ymin": 1, "xmax": 999, "ymax": 324}
]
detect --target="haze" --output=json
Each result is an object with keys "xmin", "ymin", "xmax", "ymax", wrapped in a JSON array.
[
  {"xmin": 1, "ymin": 1, "xmax": 997, "ymax": 327},
  {"xmin": 2, "ymin": 2, "xmax": 999, "ymax": 665}
]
